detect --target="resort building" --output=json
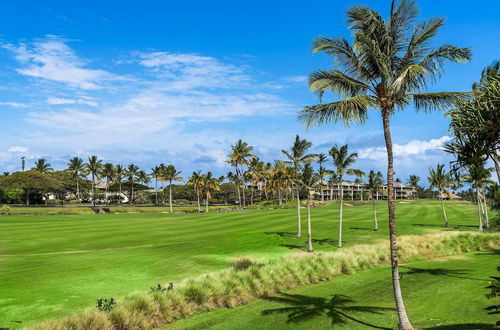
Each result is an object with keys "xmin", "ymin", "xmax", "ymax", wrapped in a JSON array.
[{"xmin": 311, "ymin": 181, "xmax": 417, "ymax": 200}]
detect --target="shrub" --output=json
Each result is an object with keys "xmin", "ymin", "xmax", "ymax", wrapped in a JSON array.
[
  {"xmin": 96, "ymin": 298, "xmax": 116, "ymax": 312},
  {"xmin": 150, "ymin": 283, "xmax": 174, "ymax": 293},
  {"xmin": 231, "ymin": 258, "xmax": 257, "ymax": 271},
  {"xmin": 0, "ymin": 205, "xmax": 10, "ymax": 215}
]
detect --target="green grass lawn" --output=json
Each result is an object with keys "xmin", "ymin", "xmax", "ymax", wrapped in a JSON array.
[
  {"xmin": 167, "ymin": 250, "xmax": 499, "ymax": 329},
  {"xmin": 0, "ymin": 200, "xmax": 487, "ymax": 327}
]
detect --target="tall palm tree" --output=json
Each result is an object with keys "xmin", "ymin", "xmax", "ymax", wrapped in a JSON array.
[
  {"xmin": 329, "ymin": 144, "xmax": 363, "ymax": 248},
  {"xmin": 85, "ymin": 156, "xmax": 102, "ymax": 207},
  {"xmin": 226, "ymin": 140, "xmax": 255, "ymax": 208},
  {"xmin": 67, "ymin": 157, "xmax": 85, "ymax": 200},
  {"xmin": 137, "ymin": 170, "xmax": 151, "ymax": 186},
  {"xmin": 317, "ymin": 153, "xmax": 329, "ymax": 202},
  {"xmin": 201, "ymin": 172, "xmax": 221, "ymax": 212},
  {"xmin": 302, "ymin": 164, "xmax": 319, "ymax": 252},
  {"xmin": 115, "ymin": 165, "xmax": 125, "ymax": 202},
  {"xmin": 248, "ymin": 157, "xmax": 265, "ymax": 204},
  {"xmin": 464, "ymin": 163, "xmax": 493, "ymax": 231},
  {"xmin": 299, "ymin": 2, "xmax": 471, "ymax": 327},
  {"xmin": 406, "ymin": 175, "xmax": 420, "ymax": 199},
  {"xmin": 366, "ymin": 171, "xmax": 384, "ymax": 231},
  {"xmin": 428, "ymin": 164, "xmax": 453, "ymax": 227},
  {"xmin": 282, "ymin": 135, "xmax": 316, "ymax": 238},
  {"xmin": 162, "ymin": 164, "xmax": 184, "ymax": 213},
  {"xmin": 151, "ymin": 166, "xmax": 162, "ymax": 205},
  {"xmin": 101, "ymin": 163, "xmax": 115, "ymax": 204},
  {"xmin": 126, "ymin": 164, "xmax": 139, "ymax": 204},
  {"xmin": 33, "ymin": 158, "xmax": 53, "ymax": 174},
  {"xmin": 187, "ymin": 171, "xmax": 203, "ymax": 212}
]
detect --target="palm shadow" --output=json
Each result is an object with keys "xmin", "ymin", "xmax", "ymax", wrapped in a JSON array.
[
  {"xmin": 265, "ymin": 231, "xmax": 296, "ymax": 237},
  {"xmin": 475, "ymin": 249, "xmax": 500, "ymax": 256},
  {"xmin": 349, "ymin": 227, "xmax": 372, "ymax": 231},
  {"xmin": 262, "ymin": 293, "xmax": 394, "ymax": 329},
  {"xmin": 281, "ymin": 244, "xmax": 307, "ymax": 251},
  {"xmin": 400, "ymin": 267, "xmax": 489, "ymax": 282},
  {"xmin": 311, "ymin": 238, "xmax": 338, "ymax": 246}
]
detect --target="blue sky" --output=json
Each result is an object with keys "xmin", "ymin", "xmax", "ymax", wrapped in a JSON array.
[{"xmin": 0, "ymin": 0, "xmax": 498, "ymax": 184}]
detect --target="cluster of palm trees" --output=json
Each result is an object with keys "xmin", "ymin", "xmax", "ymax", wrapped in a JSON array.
[{"xmin": 187, "ymin": 171, "xmax": 222, "ymax": 213}]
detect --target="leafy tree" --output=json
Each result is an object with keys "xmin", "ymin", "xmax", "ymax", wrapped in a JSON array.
[
  {"xmin": 329, "ymin": 144, "xmax": 363, "ymax": 248},
  {"xmin": 366, "ymin": 171, "xmax": 384, "ymax": 231},
  {"xmin": 299, "ymin": 1, "xmax": 471, "ymax": 326},
  {"xmin": 161, "ymin": 164, "xmax": 184, "ymax": 213},
  {"xmin": 32, "ymin": 158, "xmax": 53, "ymax": 174},
  {"xmin": 0, "ymin": 170, "xmax": 59, "ymax": 205},
  {"xmin": 282, "ymin": 135, "xmax": 316, "ymax": 238},
  {"xmin": 85, "ymin": 156, "xmax": 103, "ymax": 206},
  {"xmin": 428, "ymin": 164, "xmax": 453, "ymax": 227}
]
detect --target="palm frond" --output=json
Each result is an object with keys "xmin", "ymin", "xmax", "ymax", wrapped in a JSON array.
[
  {"xmin": 299, "ymin": 95, "xmax": 373, "ymax": 128},
  {"xmin": 309, "ymin": 69, "xmax": 371, "ymax": 99},
  {"xmin": 413, "ymin": 92, "xmax": 471, "ymax": 112}
]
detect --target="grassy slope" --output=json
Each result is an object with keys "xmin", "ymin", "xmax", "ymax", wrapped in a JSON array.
[
  {"xmin": 0, "ymin": 200, "xmax": 485, "ymax": 327},
  {"xmin": 168, "ymin": 251, "xmax": 499, "ymax": 329}
]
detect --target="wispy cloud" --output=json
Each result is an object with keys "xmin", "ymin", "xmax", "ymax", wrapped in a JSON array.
[
  {"xmin": 0, "ymin": 102, "xmax": 28, "ymax": 107},
  {"xmin": 47, "ymin": 97, "xmax": 97, "ymax": 107},
  {"xmin": 4, "ymin": 36, "xmax": 121, "ymax": 89}
]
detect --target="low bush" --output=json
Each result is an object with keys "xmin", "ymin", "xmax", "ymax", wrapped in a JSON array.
[
  {"xmin": 27, "ymin": 231, "xmax": 499, "ymax": 330},
  {"xmin": 0, "ymin": 204, "xmax": 10, "ymax": 215}
]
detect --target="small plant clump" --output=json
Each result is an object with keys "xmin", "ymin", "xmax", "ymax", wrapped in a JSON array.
[
  {"xmin": 231, "ymin": 258, "xmax": 257, "ymax": 271},
  {"xmin": 0, "ymin": 205, "xmax": 10, "ymax": 215},
  {"xmin": 150, "ymin": 282, "xmax": 174, "ymax": 293},
  {"xmin": 96, "ymin": 298, "xmax": 116, "ymax": 312}
]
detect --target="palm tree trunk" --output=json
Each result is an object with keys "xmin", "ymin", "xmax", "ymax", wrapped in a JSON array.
[
  {"xmin": 382, "ymin": 110, "xmax": 413, "ymax": 330},
  {"xmin": 119, "ymin": 181, "xmax": 122, "ymax": 203},
  {"xmin": 439, "ymin": 189, "xmax": 448, "ymax": 227},
  {"xmin": 338, "ymin": 179, "xmax": 343, "ymax": 248},
  {"xmin": 205, "ymin": 192, "xmax": 209, "ymax": 212},
  {"xmin": 250, "ymin": 187, "xmax": 254, "ymax": 205},
  {"xmin": 476, "ymin": 188, "xmax": 483, "ymax": 232},
  {"xmin": 373, "ymin": 195, "xmax": 378, "ymax": 231},
  {"xmin": 236, "ymin": 184, "xmax": 241, "ymax": 208},
  {"xmin": 169, "ymin": 181, "xmax": 173, "ymax": 213},
  {"xmin": 320, "ymin": 177, "xmax": 324, "ymax": 202},
  {"xmin": 155, "ymin": 178, "xmax": 158, "ymax": 205},
  {"xmin": 479, "ymin": 191, "xmax": 489, "ymax": 229},
  {"xmin": 131, "ymin": 179, "xmax": 134, "ymax": 205},
  {"xmin": 92, "ymin": 173, "xmax": 96, "ymax": 207},
  {"xmin": 242, "ymin": 184, "xmax": 246, "ymax": 207},
  {"xmin": 307, "ymin": 196, "xmax": 313, "ymax": 252},
  {"xmin": 296, "ymin": 186, "xmax": 301, "ymax": 238},
  {"xmin": 76, "ymin": 177, "xmax": 80, "ymax": 201},
  {"xmin": 196, "ymin": 189, "xmax": 201, "ymax": 213},
  {"xmin": 105, "ymin": 179, "xmax": 109, "ymax": 205}
]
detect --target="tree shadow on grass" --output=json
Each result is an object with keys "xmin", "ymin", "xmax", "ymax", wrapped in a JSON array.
[
  {"xmin": 265, "ymin": 231, "xmax": 296, "ymax": 237},
  {"xmin": 311, "ymin": 238, "xmax": 338, "ymax": 246},
  {"xmin": 262, "ymin": 293, "xmax": 394, "ymax": 329},
  {"xmin": 400, "ymin": 267, "xmax": 489, "ymax": 282},
  {"xmin": 281, "ymin": 244, "xmax": 307, "ymax": 251},
  {"xmin": 475, "ymin": 249, "xmax": 500, "ymax": 256}
]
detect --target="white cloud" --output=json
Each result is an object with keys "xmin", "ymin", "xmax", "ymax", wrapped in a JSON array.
[
  {"xmin": 0, "ymin": 102, "xmax": 28, "ymax": 107},
  {"xmin": 47, "ymin": 97, "xmax": 98, "ymax": 107},
  {"xmin": 8, "ymin": 146, "xmax": 29, "ymax": 153},
  {"xmin": 282, "ymin": 75, "xmax": 308, "ymax": 84},
  {"xmin": 357, "ymin": 136, "xmax": 452, "ymax": 161},
  {"xmin": 4, "ymin": 36, "xmax": 120, "ymax": 89}
]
